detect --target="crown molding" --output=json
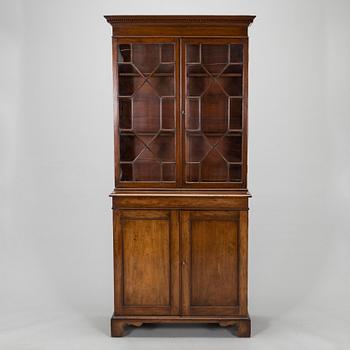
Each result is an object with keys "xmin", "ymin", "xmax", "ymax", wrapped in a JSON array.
[{"xmin": 104, "ymin": 15, "xmax": 255, "ymax": 27}]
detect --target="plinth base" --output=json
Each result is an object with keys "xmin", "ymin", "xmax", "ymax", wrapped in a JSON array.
[{"xmin": 111, "ymin": 314, "xmax": 251, "ymax": 337}]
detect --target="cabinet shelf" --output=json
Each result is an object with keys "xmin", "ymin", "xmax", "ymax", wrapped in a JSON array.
[
  {"xmin": 188, "ymin": 73, "xmax": 242, "ymax": 77},
  {"xmin": 120, "ymin": 130, "xmax": 175, "ymax": 135},
  {"xmin": 119, "ymin": 73, "xmax": 174, "ymax": 77},
  {"xmin": 186, "ymin": 130, "xmax": 243, "ymax": 134}
]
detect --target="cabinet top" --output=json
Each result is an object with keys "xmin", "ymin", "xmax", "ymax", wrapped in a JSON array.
[
  {"xmin": 104, "ymin": 15, "xmax": 255, "ymax": 37},
  {"xmin": 104, "ymin": 15, "xmax": 255, "ymax": 25}
]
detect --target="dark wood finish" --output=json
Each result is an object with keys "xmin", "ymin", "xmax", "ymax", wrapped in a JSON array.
[
  {"xmin": 106, "ymin": 15, "xmax": 254, "ymax": 337},
  {"xmin": 112, "ymin": 37, "xmax": 180, "ymax": 188},
  {"xmin": 105, "ymin": 16, "xmax": 255, "ymax": 38},
  {"xmin": 111, "ymin": 315, "xmax": 251, "ymax": 337},
  {"xmin": 181, "ymin": 38, "xmax": 248, "ymax": 188},
  {"xmin": 111, "ymin": 190, "xmax": 250, "ymax": 210},
  {"xmin": 181, "ymin": 211, "xmax": 240, "ymax": 316},
  {"xmin": 114, "ymin": 210, "xmax": 179, "ymax": 316}
]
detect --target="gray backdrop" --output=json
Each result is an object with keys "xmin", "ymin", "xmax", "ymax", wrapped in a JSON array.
[{"xmin": 1, "ymin": 0, "xmax": 350, "ymax": 349}]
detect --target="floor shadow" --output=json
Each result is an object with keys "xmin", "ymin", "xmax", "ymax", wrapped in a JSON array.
[
  {"xmin": 88, "ymin": 314, "xmax": 271, "ymax": 338},
  {"xmin": 126, "ymin": 323, "xmax": 235, "ymax": 338}
]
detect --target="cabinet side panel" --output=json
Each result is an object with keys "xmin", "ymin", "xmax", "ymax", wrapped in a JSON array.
[
  {"xmin": 114, "ymin": 210, "xmax": 123, "ymax": 312},
  {"xmin": 238, "ymin": 210, "xmax": 248, "ymax": 315}
]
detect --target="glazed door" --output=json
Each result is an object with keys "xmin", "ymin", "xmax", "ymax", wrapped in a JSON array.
[
  {"xmin": 182, "ymin": 38, "xmax": 247, "ymax": 188},
  {"xmin": 181, "ymin": 210, "xmax": 247, "ymax": 316},
  {"xmin": 114, "ymin": 210, "xmax": 180, "ymax": 315},
  {"xmin": 114, "ymin": 38, "xmax": 180, "ymax": 188}
]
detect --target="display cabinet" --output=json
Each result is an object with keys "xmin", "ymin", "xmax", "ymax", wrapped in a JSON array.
[{"xmin": 105, "ymin": 15, "xmax": 255, "ymax": 337}]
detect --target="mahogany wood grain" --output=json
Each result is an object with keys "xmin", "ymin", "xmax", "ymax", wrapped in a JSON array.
[
  {"xmin": 114, "ymin": 210, "xmax": 179, "ymax": 316},
  {"xmin": 122, "ymin": 213, "xmax": 170, "ymax": 306},
  {"xmin": 106, "ymin": 15, "xmax": 254, "ymax": 337},
  {"xmin": 181, "ymin": 211, "xmax": 241, "ymax": 316},
  {"xmin": 112, "ymin": 194, "xmax": 249, "ymax": 210},
  {"xmin": 181, "ymin": 38, "xmax": 248, "ymax": 188},
  {"xmin": 105, "ymin": 16, "xmax": 255, "ymax": 38},
  {"xmin": 111, "ymin": 314, "xmax": 251, "ymax": 337}
]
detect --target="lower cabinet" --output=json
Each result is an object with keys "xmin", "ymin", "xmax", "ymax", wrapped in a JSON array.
[{"xmin": 112, "ymin": 207, "xmax": 250, "ymax": 336}]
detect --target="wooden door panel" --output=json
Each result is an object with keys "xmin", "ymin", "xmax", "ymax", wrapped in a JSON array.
[
  {"xmin": 114, "ymin": 210, "xmax": 179, "ymax": 315},
  {"xmin": 181, "ymin": 211, "xmax": 242, "ymax": 316},
  {"xmin": 123, "ymin": 218, "xmax": 170, "ymax": 306},
  {"xmin": 191, "ymin": 219, "xmax": 238, "ymax": 306}
]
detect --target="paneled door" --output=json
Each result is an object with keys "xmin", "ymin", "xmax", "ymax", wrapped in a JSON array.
[
  {"xmin": 114, "ymin": 210, "xmax": 180, "ymax": 315},
  {"xmin": 181, "ymin": 211, "xmax": 248, "ymax": 316},
  {"xmin": 182, "ymin": 39, "xmax": 248, "ymax": 188}
]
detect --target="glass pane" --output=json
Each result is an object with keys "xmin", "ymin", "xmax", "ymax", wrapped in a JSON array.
[
  {"xmin": 149, "ymin": 76, "xmax": 174, "ymax": 96},
  {"xmin": 137, "ymin": 148, "xmax": 159, "ymax": 162},
  {"xmin": 186, "ymin": 163, "xmax": 200, "ymax": 182},
  {"xmin": 162, "ymin": 98, "xmax": 175, "ymax": 129},
  {"xmin": 217, "ymin": 76, "xmax": 242, "ymax": 96},
  {"xmin": 154, "ymin": 63, "xmax": 174, "ymax": 75},
  {"xmin": 118, "ymin": 64, "xmax": 139, "ymax": 74},
  {"xmin": 229, "ymin": 98, "xmax": 242, "ymax": 129},
  {"xmin": 186, "ymin": 133, "xmax": 210, "ymax": 162},
  {"xmin": 119, "ymin": 99, "xmax": 132, "ymax": 129},
  {"xmin": 162, "ymin": 163, "xmax": 175, "ymax": 181},
  {"xmin": 216, "ymin": 134, "xmax": 242, "ymax": 162},
  {"xmin": 118, "ymin": 75, "xmax": 143, "ymax": 96},
  {"xmin": 202, "ymin": 44, "xmax": 228, "ymax": 75},
  {"xmin": 118, "ymin": 44, "xmax": 131, "ymax": 62},
  {"xmin": 132, "ymin": 44, "xmax": 159, "ymax": 74},
  {"xmin": 120, "ymin": 163, "xmax": 133, "ymax": 181},
  {"xmin": 134, "ymin": 160, "xmax": 161, "ymax": 181},
  {"xmin": 185, "ymin": 42, "xmax": 244, "ymax": 183},
  {"xmin": 148, "ymin": 132, "xmax": 175, "ymax": 162},
  {"xmin": 222, "ymin": 64, "xmax": 243, "ymax": 75},
  {"xmin": 120, "ymin": 134, "xmax": 145, "ymax": 161},
  {"xmin": 117, "ymin": 43, "xmax": 176, "ymax": 183},
  {"xmin": 229, "ymin": 164, "xmax": 241, "ymax": 182},
  {"xmin": 201, "ymin": 150, "xmax": 227, "ymax": 182},
  {"xmin": 230, "ymin": 44, "xmax": 243, "ymax": 63},
  {"xmin": 201, "ymin": 84, "xmax": 228, "ymax": 133},
  {"xmin": 187, "ymin": 44, "xmax": 200, "ymax": 63},
  {"xmin": 187, "ymin": 65, "xmax": 211, "ymax": 97},
  {"xmin": 132, "ymin": 83, "xmax": 160, "ymax": 133},
  {"xmin": 186, "ymin": 98, "xmax": 200, "ymax": 130},
  {"xmin": 161, "ymin": 44, "xmax": 174, "ymax": 62}
]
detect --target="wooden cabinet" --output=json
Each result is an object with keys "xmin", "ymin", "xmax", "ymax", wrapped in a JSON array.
[{"xmin": 105, "ymin": 15, "xmax": 255, "ymax": 337}]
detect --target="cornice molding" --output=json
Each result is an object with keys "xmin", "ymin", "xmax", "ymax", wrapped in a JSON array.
[{"xmin": 104, "ymin": 15, "xmax": 255, "ymax": 27}]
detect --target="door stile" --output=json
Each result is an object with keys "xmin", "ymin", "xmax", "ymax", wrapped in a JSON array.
[
  {"xmin": 180, "ymin": 211, "xmax": 191, "ymax": 315},
  {"xmin": 170, "ymin": 210, "xmax": 180, "ymax": 315},
  {"xmin": 175, "ymin": 38, "xmax": 183, "ymax": 187}
]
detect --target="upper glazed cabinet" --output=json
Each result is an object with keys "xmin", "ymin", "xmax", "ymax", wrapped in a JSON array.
[{"xmin": 114, "ymin": 36, "xmax": 248, "ymax": 189}]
